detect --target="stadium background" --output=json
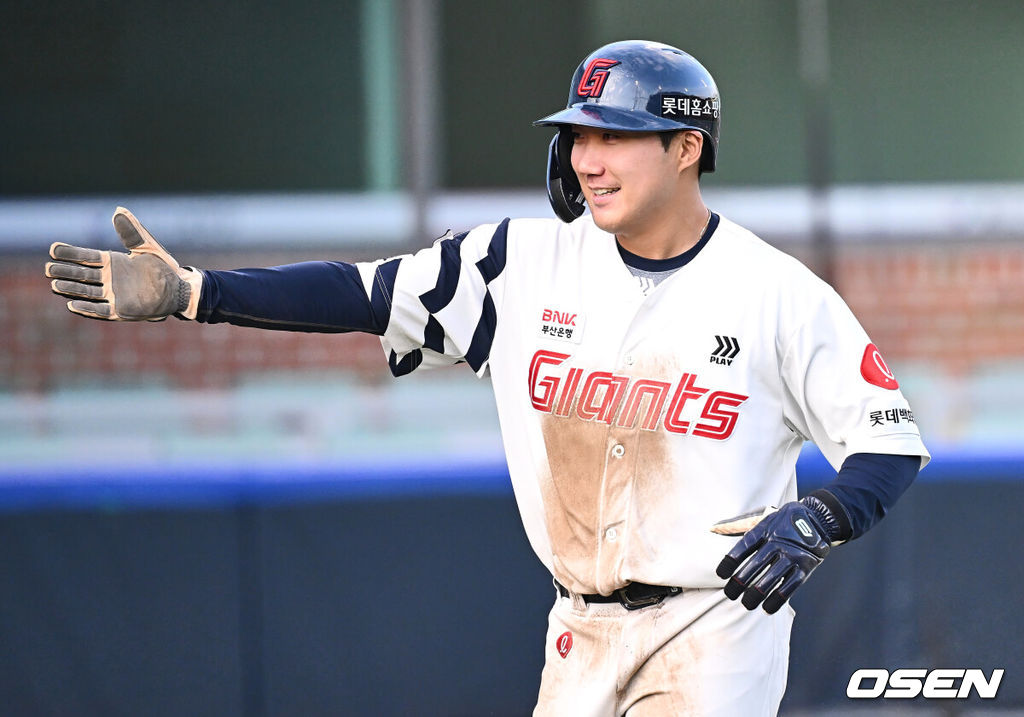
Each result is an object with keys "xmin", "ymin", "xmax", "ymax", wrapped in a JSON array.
[{"xmin": 1, "ymin": 0, "xmax": 1022, "ymax": 714}]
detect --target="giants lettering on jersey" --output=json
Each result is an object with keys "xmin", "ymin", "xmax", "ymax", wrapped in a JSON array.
[{"xmin": 529, "ymin": 350, "xmax": 748, "ymax": 440}]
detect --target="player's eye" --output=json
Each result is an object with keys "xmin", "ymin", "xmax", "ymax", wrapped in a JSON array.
[{"xmin": 603, "ymin": 132, "xmax": 621, "ymax": 141}]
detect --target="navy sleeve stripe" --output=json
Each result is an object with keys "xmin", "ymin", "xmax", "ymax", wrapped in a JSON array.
[
  {"xmin": 465, "ymin": 293, "xmax": 497, "ymax": 373},
  {"xmin": 423, "ymin": 315, "xmax": 446, "ymax": 353},
  {"xmin": 388, "ymin": 348, "xmax": 423, "ymax": 377},
  {"xmin": 419, "ymin": 232, "xmax": 467, "ymax": 313},
  {"xmin": 476, "ymin": 219, "xmax": 509, "ymax": 284},
  {"xmin": 462, "ymin": 219, "xmax": 510, "ymax": 372},
  {"xmin": 415, "ymin": 233, "xmax": 466, "ymax": 352},
  {"xmin": 369, "ymin": 259, "xmax": 402, "ymax": 330}
]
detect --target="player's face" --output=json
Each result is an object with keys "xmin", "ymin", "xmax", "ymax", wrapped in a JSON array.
[{"xmin": 569, "ymin": 126, "xmax": 684, "ymax": 240}]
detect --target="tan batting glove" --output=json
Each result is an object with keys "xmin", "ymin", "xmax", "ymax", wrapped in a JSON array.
[{"xmin": 45, "ymin": 207, "xmax": 202, "ymax": 321}]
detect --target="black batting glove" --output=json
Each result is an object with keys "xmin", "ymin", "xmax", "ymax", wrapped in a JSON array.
[{"xmin": 713, "ymin": 496, "xmax": 842, "ymax": 614}]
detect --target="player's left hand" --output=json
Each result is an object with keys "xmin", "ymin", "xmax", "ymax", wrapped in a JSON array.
[{"xmin": 712, "ymin": 499, "xmax": 833, "ymax": 614}]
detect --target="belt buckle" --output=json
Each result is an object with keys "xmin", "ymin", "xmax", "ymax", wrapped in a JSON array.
[{"xmin": 615, "ymin": 583, "xmax": 679, "ymax": 611}]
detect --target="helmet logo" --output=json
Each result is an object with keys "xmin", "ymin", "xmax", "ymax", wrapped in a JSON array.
[{"xmin": 576, "ymin": 58, "xmax": 620, "ymax": 98}]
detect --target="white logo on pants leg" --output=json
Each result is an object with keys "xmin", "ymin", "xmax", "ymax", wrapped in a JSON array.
[{"xmin": 847, "ymin": 668, "xmax": 1004, "ymax": 699}]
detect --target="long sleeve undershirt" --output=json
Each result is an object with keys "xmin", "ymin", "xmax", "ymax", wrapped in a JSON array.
[
  {"xmin": 813, "ymin": 453, "xmax": 920, "ymax": 541},
  {"xmin": 196, "ymin": 262, "xmax": 385, "ymax": 333}
]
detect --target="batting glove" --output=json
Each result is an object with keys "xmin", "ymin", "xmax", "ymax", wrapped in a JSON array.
[
  {"xmin": 712, "ymin": 496, "xmax": 842, "ymax": 614},
  {"xmin": 46, "ymin": 207, "xmax": 198, "ymax": 321}
]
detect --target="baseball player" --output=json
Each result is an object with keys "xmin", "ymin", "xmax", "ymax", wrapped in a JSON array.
[{"xmin": 45, "ymin": 40, "xmax": 928, "ymax": 716}]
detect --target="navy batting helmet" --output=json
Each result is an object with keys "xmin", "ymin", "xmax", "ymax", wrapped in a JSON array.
[{"xmin": 534, "ymin": 40, "xmax": 721, "ymax": 222}]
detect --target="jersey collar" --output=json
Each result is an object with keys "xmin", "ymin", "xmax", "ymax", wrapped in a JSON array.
[{"xmin": 615, "ymin": 212, "xmax": 720, "ymax": 272}]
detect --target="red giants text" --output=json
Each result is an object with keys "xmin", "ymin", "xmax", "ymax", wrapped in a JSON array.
[{"xmin": 528, "ymin": 350, "xmax": 748, "ymax": 440}]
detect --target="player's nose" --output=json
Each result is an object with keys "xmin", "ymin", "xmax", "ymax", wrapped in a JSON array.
[{"xmin": 571, "ymin": 140, "xmax": 604, "ymax": 177}]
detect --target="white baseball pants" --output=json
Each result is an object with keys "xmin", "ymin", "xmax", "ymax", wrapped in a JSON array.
[{"xmin": 533, "ymin": 585, "xmax": 793, "ymax": 716}]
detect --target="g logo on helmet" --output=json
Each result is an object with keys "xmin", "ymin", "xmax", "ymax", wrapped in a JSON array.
[{"xmin": 576, "ymin": 59, "xmax": 620, "ymax": 98}]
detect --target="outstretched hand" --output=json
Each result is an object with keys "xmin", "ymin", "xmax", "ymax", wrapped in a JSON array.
[
  {"xmin": 712, "ymin": 500, "xmax": 833, "ymax": 614},
  {"xmin": 46, "ymin": 207, "xmax": 192, "ymax": 321}
]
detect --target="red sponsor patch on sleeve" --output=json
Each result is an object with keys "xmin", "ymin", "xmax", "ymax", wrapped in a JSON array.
[{"xmin": 860, "ymin": 344, "xmax": 899, "ymax": 390}]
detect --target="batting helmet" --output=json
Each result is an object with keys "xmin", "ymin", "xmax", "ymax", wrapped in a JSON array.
[{"xmin": 534, "ymin": 40, "xmax": 721, "ymax": 222}]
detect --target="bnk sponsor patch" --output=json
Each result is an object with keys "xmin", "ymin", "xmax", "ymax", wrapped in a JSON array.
[{"xmin": 540, "ymin": 308, "xmax": 585, "ymax": 344}]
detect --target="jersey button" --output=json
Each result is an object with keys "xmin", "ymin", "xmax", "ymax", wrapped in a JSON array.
[
  {"xmin": 611, "ymin": 444, "xmax": 625, "ymax": 458},
  {"xmin": 624, "ymin": 354, "xmax": 634, "ymax": 366},
  {"xmin": 605, "ymin": 527, "xmax": 619, "ymax": 542}
]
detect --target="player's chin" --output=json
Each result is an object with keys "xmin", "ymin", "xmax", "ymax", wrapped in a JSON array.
[{"xmin": 587, "ymin": 204, "xmax": 625, "ymax": 234}]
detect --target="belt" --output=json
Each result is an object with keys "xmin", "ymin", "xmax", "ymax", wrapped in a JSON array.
[{"xmin": 556, "ymin": 580, "xmax": 682, "ymax": 611}]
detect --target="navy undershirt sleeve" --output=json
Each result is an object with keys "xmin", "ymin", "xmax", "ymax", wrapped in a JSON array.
[
  {"xmin": 195, "ymin": 262, "xmax": 386, "ymax": 334},
  {"xmin": 809, "ymin": 453, "xmax": 921, "ymax": 541}
]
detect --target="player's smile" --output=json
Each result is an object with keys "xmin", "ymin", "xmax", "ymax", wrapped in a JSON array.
[{"xmin": 587, "ymin": 185, "xmax": 620, "ymax": 208}]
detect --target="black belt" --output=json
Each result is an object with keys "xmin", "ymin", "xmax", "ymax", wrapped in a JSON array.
[{"xmin": 556, "ymin": 580, "xmax": 682, "ymax": 611}]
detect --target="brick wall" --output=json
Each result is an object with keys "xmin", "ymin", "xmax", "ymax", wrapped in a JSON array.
[
  {"xmin": 835, "ymin": 243, "xmax": 1024, "ymax": 375},
  {"xmin": 5, "ymin": 253, "xmax": 387, "ymax": 392},
  {"xmin": 7, "ymin": 241, "xmax": 1024, "ymax": 392}
]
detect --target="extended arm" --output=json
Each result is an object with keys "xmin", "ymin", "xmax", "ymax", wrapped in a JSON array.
[
  {"xmin": 46, "ymin": 207, "xmax": 383, "ymax": 334},
  {"xmin": 47, "ymin": 207, "xmax": 511, "ymax": 380}
]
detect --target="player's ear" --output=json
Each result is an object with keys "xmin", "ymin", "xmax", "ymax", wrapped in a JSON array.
[{"xmin": 677, "ymin": 131, "xmax": 704, "ymax": 174}]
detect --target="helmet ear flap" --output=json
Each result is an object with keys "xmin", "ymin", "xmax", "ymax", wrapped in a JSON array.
[
  {"xmin": 545, "ymin": 129, "xmax": 586, "ymax": 223},
  {"xmin": 698, "ymin": 130, "xmax": 716, "ymax": 173}
]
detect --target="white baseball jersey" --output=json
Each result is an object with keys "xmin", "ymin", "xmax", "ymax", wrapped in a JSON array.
[{"xmin": 355, "ymin": 213, "xmax": 929, "ymax": 595}]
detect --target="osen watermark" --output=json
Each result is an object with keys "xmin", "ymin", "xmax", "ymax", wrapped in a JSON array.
[{"xmin": 847, "ymin": 669, "xmax": 1004, "ymax": 699}]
